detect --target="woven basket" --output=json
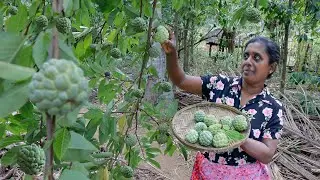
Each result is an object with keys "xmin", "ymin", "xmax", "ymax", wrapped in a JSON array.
[{"xmin": 171, "ymin": 102, "xmax": 251, "ymax": 153}]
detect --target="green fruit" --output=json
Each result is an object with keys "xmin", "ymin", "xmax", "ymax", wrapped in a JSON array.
[
  {"xmin": 245, "ymin": 7, "xmax": 261, "ymax": 23},
  {"xmin": 120, "ymin": 165, "xmax": 134, "ymax": 178},
  {"xmin": 199, "ymin": 130, "xmax": 213, "ymax": 146},
  {"xmin": 8, "ymin": 5, "xmax": 18, "ymax": 15},
  {"xmin": 125, "ymin": 134, "xmax": 137, "ymax": 147},
  {"xmin": 204, "ymin": 114, "xmax": 219, "ymax": 126},
  {"xmin": 194, "ymin": 122, "xmax": 207, "ymax": 133},
  {"xmin": 232, "ymin": 115, "xmax": 248, "ymax": 132},
  {"xmin": 185, "ymin": 129, "xmax": 199, "ymax": 144},
  {"xmin": 212, "ymin": 132, "xmax": 229, "ymax": 148},
  {"xmin": 194, "ymin": 110, "xmax": 206, "ymax": 122},
  {"xmin": 17, "ymin": 144, "xmax": 45, "ymax": 175},
  {"xmin": 149, "ymin": 43, "xmax": 162, "ymax": 58},
  {"xmin": 110, "ymin": 48, "xmax": 121, "ymax": 58},
  {"xmin": 220, "ymin": 116, "xmax": 233, "ymax": 127},
  {"xmin": 158, "ymin": 123, "xmax": 169, "ymax": 134},
  {"xmin": 131, "ymin": 89, "xmax": 143, "ymax": 98},
  {"xmin": 208, "ymin": 124, "xmax": 222, "ymax": 135},
  {"xmin": 222, "ymin": 124, "xmax": 233, "ymax": 130},
  {"xmin": 156, "ymin": 133, "xmax": 168, "ymax": 144},
  {"xmin": 56, "ymin": 17, "xmax": 71, "ymax": 34},
  {"xmin": 130, "ymin": 17, "xmax": 147, "ymax": 33},
  {"xmin": 159, "ymin": 82, "xmax": 172, "ymax": 92},
  {"xmin": 35, "ymin": 15, "xmax": 48, "ymax": 29},
  {"xmin": 28, "ymin": 58, "xmax": 88, "ymax": 116},
  {"xmin": 153, "ymin": 25, "xmax": 169, "ymax": 44}
]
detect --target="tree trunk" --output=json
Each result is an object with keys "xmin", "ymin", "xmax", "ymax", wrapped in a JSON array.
[
  {"xmin": 190, "ymin": 21, "xmax": 195, "ymax": 66},
  {"xmin": 280, "ymin": 0, "xmax": 293, "ymax": 97},
  {"xmin": 183, "ymin": 19, "xmax": 190, "ymax": 73},
  {"xmin": 302, "ymin": 43, "xmax": 310, "ymax": 72}
]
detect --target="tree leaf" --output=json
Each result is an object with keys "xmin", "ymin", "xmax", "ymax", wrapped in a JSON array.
[
  {"xmin": 70, "ymin": 162, "xmax": 89, "ymax": 177},
  {"xmin": 0, "ymin": 135, "xmax": 23, "ymax": 149},
  {"xmin": 118, "ymin": 115, "xmax": 126, "ymax": 135},
  {"xmin": 59, "ymin": 169, "xmax": 90, "ymax": 180},
  {"xmin": 53, "ymin": 128, "xmax": 71, "ymax": 160},
  {"xmin": 0, "ymin": 32, "xmax": 25, "ymax": 63},
  {"xmin": 178, "ymin": 143, "xmax": 188, "ymax": 161},
  {"xmin": 5, "ymin": 5, "xmax": 28, "ymax": 33},
  {"xmin": 0, "ymin": 81, "xmax": 30, "ymax": 118},
  {"xmin": 259, "ymin": 0, "xmax": 269, "ymax": 8},
  {"xmin": 172, "ymin": 0, "xmax": 184, "ymax": 11},
  {"xmin": 0, "ymin": 145, "xmax": 20, "ymax": 166},
  {"xmin": 33, "ymin": 32, "xmax": 51, "ymax": 67},
  {"xmin": 63, "ymin": 0, "xmax": 74, "ymax": 17},
  {"xmin": 0, "ymin": 61, "xmax": 35, "ymax": 81},
  {"xmin": 147, "ymin": 157, "xmax": 161, "ymax": 169},
  {"xmin": 69, "ymin": 131, "xmax": 98, "ymax": 151}
]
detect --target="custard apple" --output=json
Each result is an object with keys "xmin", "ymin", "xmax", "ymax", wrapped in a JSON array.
[
  {"xmin": 110, "ymin": 48, "xmax": 121, "ymax": 58},
  {"xmin": 222, "ymin": 124, "xmax": 233, "ymax": 130},
  {"xmin": 199, "ymin": 130, "xmax": 213, "ymax": 147},
  {"xmin": 125, "ymin": 134, "xmax": 137, "ymax": 147},
  {"xmin": 245, "ymin": 7, "xmax": 261, "ymax": 23},
  {"xmin": 232, "ymin": 115, "xmax": 248, "ymax": 132},
  {"xmin": 212, "ymin": 132, "xmax": 229, "ymax": 148},
  {"xmin": 204, "ymin": 114, "xmax": 219, "ymax": 126},
  {"xmin": 159, "ymin": 82, "xmax": 172, "ymax": 92},
  {"xmin": 208, "ymin": 123, "xmax": 222, "ymax": 135},
  {"xmin": 194, "ymin": 110, "xmax": 206, "ymax": 122},
  {"xmin": 194, "ymin": 122, "xmax": 207, "ymax": 132},
  {"xmin": 131, "ymin": 88, "xmax": 143, "ymax": 98},
  {"xmin": 56, "ymin": 17, "xmax": 71, "ymax": 34},
  {"xmin": 120, "ymin": 165, "xmax": 134, "ymax": 178},
  {"xmin": 153, "ymin": 25, "xmax": 169, "ymax": 44},
  {"xmin": 156, "ymin": 133, "xmax": 168, "ymax": 144},
  {"xmin": 35, "ymin": 15, "xmax": 48, "ymax": 29},
  {"xmin": 28, "ymin": 58, "xmax": 89, "ymax": 116},
  {"xmin": 149, "ymin": 43, "xmax": 162, "ymax": 58},
  {"xmin": 158, "ymin": 123, "xmax": 169, "ymax": 134},
  {"xmin": 220, "ymin": 116, "xmax": 233, "ymax": 126},
  {"xmin": 185, "ymin": 129, "xmax": 198, "ymax": 144},
  {"xmin": 17, "ymin": 144, "xmax": 45, "ymax": 175},
  {"xmin": 8, "ymin": 5, "xmax": 18, "ymax": 15},
  {"xmin": 130, "ymin": 17, "xmax": 147, "ymax": 33}
]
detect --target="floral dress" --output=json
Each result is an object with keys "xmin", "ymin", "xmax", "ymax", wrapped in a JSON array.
[{"xmin": 190, "ymin": 74, "xmax": 284, "ymax": 179}]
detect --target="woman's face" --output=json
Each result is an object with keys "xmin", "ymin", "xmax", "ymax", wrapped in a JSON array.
[{"xmin": 240, "ymin": 42, "xmax": 274, "ymax": 85}]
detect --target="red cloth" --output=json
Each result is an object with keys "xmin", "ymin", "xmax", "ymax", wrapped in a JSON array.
[{"xmin": 191, "ymin": 152, "xmax": 271, "ymax": 180}]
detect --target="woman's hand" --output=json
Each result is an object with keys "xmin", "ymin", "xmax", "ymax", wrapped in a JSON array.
[{"xmin": 161, "ymin": 28, "xmax": 177, "ymax": 55}]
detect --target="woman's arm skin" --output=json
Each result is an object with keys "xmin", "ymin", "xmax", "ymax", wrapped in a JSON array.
[
  {"xmin": 161, "ymin": 32, "xmax": 202, "ymax": 96},
  {"xmin": 240, "ymin": 138, "xmax": 279, "ymax": 164}
]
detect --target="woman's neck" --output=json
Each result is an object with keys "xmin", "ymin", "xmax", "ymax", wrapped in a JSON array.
[{"xmin": 241, "ymin": 80, "xmax": 265, "ymax": 96}]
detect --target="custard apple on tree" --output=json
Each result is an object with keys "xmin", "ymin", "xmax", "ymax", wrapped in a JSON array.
[
  {"xmin": 156, "ymin": 133, "xmax": 168, "ymax": 144},
  {"xmin": 28, "ymin": 58, "xmax": 89, "ymax": 116},
  {"xmin": 232, "ymin": 115, "xmax": 248, "ymax": 132},
  {"xmin": 120, "ymin": 165, "xmax": 134, "ymax": 178},
  {"xmin": 17, "ymin": 144, "xmax": 45, "ymax": 175},
  {"xmin": 194, "ymin": 110, "xmax": 206, "ymax": 122},
  {"xmin": 130, "ymin": 17, "xmax": 147, "ymax": 33},
  {"xmin": 245, "ymin": 7, "xmax": 261, "ymax": 23},
  {"xmin": 8, "ymin": 5, "xmax": 18, "ymax": 15},
  {"xmin": 153, "ymin": 25, "xmax": 169, "ymax": 44},
  {"xmin": 212, "ymin": 132, "xmax": 229, "ymax": 148},
  {"xmin": 204, "ymin": 114, "xmax": 219, "ymax": 126},
  {"xmin": 56, "ymin": 17, "xmax": 71, "ymax": 34},
  {"xmin": 131, "ymin": 88, "xmax": 143, "ymax": 98},
  {"xmin": 208, "ymin": 123, "xmax": 222, "ymax": 135},
  {"xmin": 125, "ymin": 134, "xmax": 137, "ymax": 147},
  {"xmin": 199, "ymin": 130, "xmax": 213, "ymax": 146},
  {"xmin": 159, "ymin": 82, "xmax": 172, "ymax": 92},
  {"xmin": 194, "ymin": 122, "xmax": 207, "ymax": 132},
  {"xmin": 185, "ymin": 129, "xmax": 199, "ymax": 144},
  {"xmin": 158, "ymin": 123, "xmax": 169, "ymax": 134},
  {"xmin": 35, "ymin": 15, "xmax": 48, "ymax": 29},
  {"xmin": 110, "ymin": 48, "xmax": 121, "ymax": 58},
  {"xmin": 220, "ymin": 116, "xmax": 233, "ymax": 126}
]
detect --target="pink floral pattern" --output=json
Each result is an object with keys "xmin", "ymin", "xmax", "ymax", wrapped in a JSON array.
[{"xmin": 201, "ymin": 74, "xmax": 284, "ymax": 166}]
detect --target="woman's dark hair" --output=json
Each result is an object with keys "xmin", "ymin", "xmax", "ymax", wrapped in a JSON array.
[{"xmin": 244, "ymin": 36, "xmax": 281, "ymax": 78}]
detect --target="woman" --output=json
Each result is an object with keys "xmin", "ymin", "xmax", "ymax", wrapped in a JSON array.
[{"xmin": 161, "ymin": 33, "xmax": 284, "ymax": 180}]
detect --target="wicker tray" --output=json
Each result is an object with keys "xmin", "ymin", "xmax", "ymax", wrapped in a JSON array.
[{"xmin": 171, "ymin": 102, "xmax": 251, "ymax": 153}]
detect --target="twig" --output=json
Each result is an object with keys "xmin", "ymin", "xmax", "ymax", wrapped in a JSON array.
[
  {"xmin": 0, "ymin": 168, "xmax": 15, "ymax": 180},
  {"xmin": 139, "ymin": 108, "xmax": 159, "ymax": 125}
]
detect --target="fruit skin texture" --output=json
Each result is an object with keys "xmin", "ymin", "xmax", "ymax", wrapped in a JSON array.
[
  {"xmin": 125, "ymin": 134, "xmax": 137, "ymax": 147},
  {"xmin": 185, "ymin": 129, "xmax": 199, "ymax": 144},
  {"xmin": 245, "ymin": 7, "xmax": 261, "ymax": 23},
  {"xmin": 156, "ymin": 133, "xmax": 168, "ymax": 144},
  {"xmin": 208, "ymin": 123, "xmax": 222, "ymax": 135},
  {"xmin": 158, "ymin": 123, "xmax": 169, "ymax": 134},
  {"xmin": 212, "ymin": 132, "xmax": 229, "ymax": 148},
  {"xmin": 232, "ymin": 115, "xmax": 248, "ymax": 132},
  {"xmin": 35, "ymin": 15, "xmax": 48, "ymax": 29},
  {"xmin": 194, "ymin": 122, "xmax": 207, "ymax": 132},
  {"xmin": 199, "ymin": 130, "xmax": 213, "ymax": 146},
  {"xmin": 130, "ymin": 17, "xmax": 147, "ymax": 33},
  {"xmin": 17, "ymin": 144, "xmax": 45, "ymax": 175},
  {"xmin": 56, "ymin": 17, "xmax": 71, "ymax": 34},
  {"xmin": 110, "ymin": 48, "xmax": 121, "ymax": 58},
  {"xmin": 120, "ymin": 165, "xmax": 134, "ymax": 178},
  {"xmin": 153, "ymin": 25, "xmax": 169, "ymax": 44},
  {"xmin": 204, "ymin": 114, "xmax": 219, "ymax": 126},
  {"xmin": 28, "ymin": 58, "xmax": 89, "ymax": 116},
  {"xmin": 194, "ymin": 110, "xmax": 206, "ymax": 122},
  {"xmin": 8, "ymin": 5, "xmax": 18, "ymax": 15},
  {"xmin": 131, "ymin": 89, "xmax": 143, "ymax": 98},
  {"xmin": 159, "ymin": 82, "xmax": 172, "ymax": 92},
  {"xmin": 220, "ymin": 116, "xmax": 233, "ymax": 126}
]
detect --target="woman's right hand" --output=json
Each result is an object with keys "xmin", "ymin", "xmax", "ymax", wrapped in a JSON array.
[{"xmin": 161, "ymin": 29, "xmax": 177, "ymax": 55}]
